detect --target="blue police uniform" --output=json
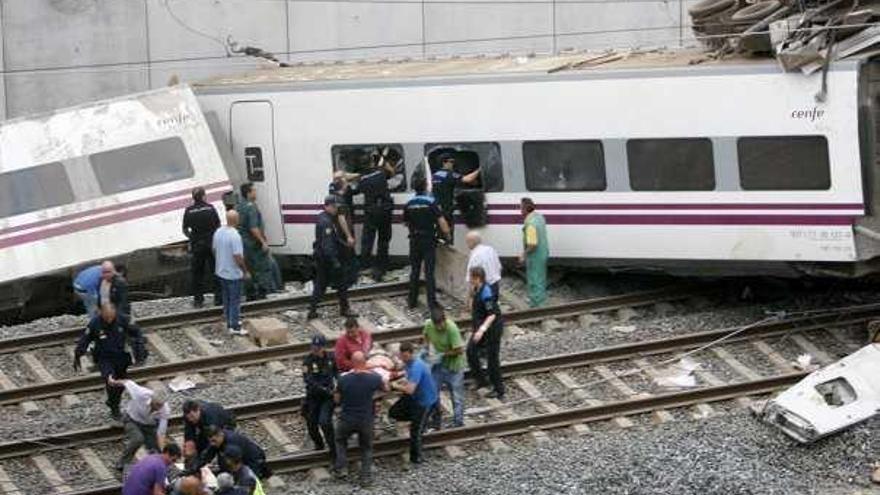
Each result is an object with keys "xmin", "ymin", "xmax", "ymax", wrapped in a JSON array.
[
  {"xmin": 302, "ymin": 348, "xmax": 337, "ymax": 461},
  {"xmin": 309, "ymin": 210, "xmax": 352, "ymax": 317},
  {"xmin": 402, "ymin": 194, "xmax": 445, "ymax": 309},
  {"xmin": 466, "ymin": 283, "xmax": 505, "ymax": 397},
  {"xmin": 431, "ymin": 168, "xmax": 462, "ymax": 231},
  {"xmin": 356, "ymin": 168, "xmax": 393, "ymax": 279}
]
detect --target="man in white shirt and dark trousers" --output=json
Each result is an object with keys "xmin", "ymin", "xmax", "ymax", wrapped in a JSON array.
[
  {"xmin": 109, "ymin": 377, "xmax": 171, "ymax": 471},
  {"xmin": 465, "ymin": 230, "xmax": 502, "ymax": 298},
  {"xmin": 214, "ymin": 210, "xmax": 250, "ymax": 336}
]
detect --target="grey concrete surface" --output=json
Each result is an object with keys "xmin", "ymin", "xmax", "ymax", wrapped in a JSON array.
[{"xmin": 0, "ymin": 0, "xmax": 698, "ymax": 118}]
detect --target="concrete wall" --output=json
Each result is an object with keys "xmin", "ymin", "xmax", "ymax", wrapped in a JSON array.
[{"xmin": 0, "ymin": 0, "xmax": 700, "ymax": 119}]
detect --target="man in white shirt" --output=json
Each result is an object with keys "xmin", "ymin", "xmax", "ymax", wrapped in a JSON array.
[
  {"xmin": 465, "ymin": 230, "xmax": 502, "ymax": 298},
  {"xmin": 109, "ymin": 377, "xmax": 171, "ymax": 471}
]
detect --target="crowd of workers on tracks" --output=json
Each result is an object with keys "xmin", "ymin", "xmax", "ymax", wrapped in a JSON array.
[{"xmin": 68, "ymin": 150, "xmax": 551, "ymax": 493}]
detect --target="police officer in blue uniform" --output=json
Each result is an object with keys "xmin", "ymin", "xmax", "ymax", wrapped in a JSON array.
[
  {"xmin": 301, "ymin": 334, "xmax": 337, "ymax": 463},
  {"xmin": 466, "ymin": 266, "xmax": 505, "ymax": 399},
  {"xmin": 182, "ymin": 187, "xmax": 222, "ymax": 308},
  {"xmin": 431, "ymin": 152, "xmax": 480, "ymax": 240},
  {"xmin": 402, "ymin": 176, "xmax": 450, "ymax": 310},
  {"xmin": 308, "ymin": 196, "xmax": 355, "ymax": 320},
  {"xmin": 73, "ymin": 303, "xmax": 148, "ymax": 419},
  {"xmin": 328, "ymin": 171, "xmax": 359, "ymax": 288},
  {"xmin": 356, "ymin": 154, "xmax": 395, "ymax": 281}
]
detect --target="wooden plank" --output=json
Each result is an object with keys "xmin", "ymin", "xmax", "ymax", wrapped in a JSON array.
[
  {"xmin": 632, "ymin": 359, "xmax": 675, "ymax": 423},
  {"xmin": 514, "ymin": 377, "xmax": 559, "ymax": 413},
  {"xmin": 791, "ymin": 334, "xmax": 834, "ymax": 365},
  {"xmin": 0, "ymin": 466, "xmax": 21, "ymax": 494},
  {"xmin": 710, "ymin": 348, "xmax": 763, "ymax": 380},
  {"xmin": 183, "ymin": 328, "xmax": 219, "ymax": 356},
  {"xmin": 0, "ymin": 370, "xmax": 39, "ymax": 414},
  {"xmin": 78, "ymin": 448, "xmax": 114, "ymax": 481},
  {"xmin": 375, "ymin": 299, "xmax": 416, "ymax": 326},
  {"xmin": 553, "ymin": 371, "xmax": 632, "ymax": 429},
  {"xmin": 752, "ymin": 340, "xmax": 797, "ymax": 373},
  {"xmin": 31, "ymin": 455, "xmax": 72, "ymax": 493},
  {"xmin": 259, "ymin": 418, "xmax": 299, "ymax": 453},
  {"xmin": 593, "ymin": 365, "xmax": 644, "ymax": 397}
]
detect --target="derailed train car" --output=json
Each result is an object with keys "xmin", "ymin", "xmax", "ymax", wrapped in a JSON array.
[
  {"xmin": 192, "ymin": 50, "xmax": 880, "ymax": 277},
  {"xmin": 0, "ymin": 86, "xmax": 232, "ymax": 318}
]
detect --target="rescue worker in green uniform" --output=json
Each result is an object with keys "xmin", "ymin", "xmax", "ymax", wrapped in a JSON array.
[
  {"xmin": 518, "ymin": 197, "xmax": 548, "ymax": 307},
  {"xmin": 236, "ymin": 183, "xmax": 272, "ymax": 301}
]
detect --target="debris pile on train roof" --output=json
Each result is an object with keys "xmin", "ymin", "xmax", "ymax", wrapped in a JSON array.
[{"xmin": 689, "ymin": 0, "xmax": 880, "ymax": 72}]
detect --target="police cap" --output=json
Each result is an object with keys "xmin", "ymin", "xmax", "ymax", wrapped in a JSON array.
[
  {"xmin": 323, "ymin": 195, "xmax": 337, "ymax": 206},
  {"xmin": 310, "ymin": 333, "xmax": 327, "ymax": 348}
]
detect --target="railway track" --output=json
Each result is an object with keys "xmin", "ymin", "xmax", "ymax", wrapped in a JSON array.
[
  {"xmin": 0, "ymin": 285, "xmax": 703, "ymax": 406},
  {"xmin": 2, "ymin": 301, "xmax": 872, "ymax": 494}
]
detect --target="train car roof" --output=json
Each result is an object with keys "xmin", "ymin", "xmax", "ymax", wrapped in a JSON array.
[{"xmin": 192, "ymin": 48, "xmax": 865, "ymax": 90}]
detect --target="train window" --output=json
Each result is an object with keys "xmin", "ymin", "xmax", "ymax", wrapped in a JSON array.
[
  {"xmin": 522, "ymin": 140, "xmax": 606, "ymax": 191},
  {"xmin": 91, "ymin": 137, "xmax": 194, "ymax": 195},
  {"xmin": 244, "ymin": 147, "xmax": 265, "ymax": 182},
  {"xmin": 627, "ymin": 138, "xmax": 715, "ymax": 191},
  {"xmin": 737, "ymin": 136, "xmax": 831, "ymax": 190},
  {"xmin": 0, "ymin": 162, "xmax": 75, "ymax": 217},
  {"xmin": 424, "ymin": 142, "xmax": 504, "ymax": 192},
  {"xmin": 331, "ymin": 144, "xmax": 406, "ymax": 192}
]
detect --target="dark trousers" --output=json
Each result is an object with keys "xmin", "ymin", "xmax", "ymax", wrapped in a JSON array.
[
  {"xmin": 304, "ymin": 396, "xmax": 336, "ymax": 462},
  {"xmin": 118, "ymin": 415, "xmax": 158, "ymax": 467},
  {"xmin": 466, "ymin": 324, "xmax": 504, "ymax": 394},
  {"xmin": 490, "ymin": 282, "xmax": 500, "ymax": 299},
  {"xmin": 98, "ymin": 354, "xmax": 130, "ymax": 414},
  {"xmin": 408, "ymin": 239, "xmax": 437, "ymax": 309},
  {"xmin": 334, "ymin": 418, "xmax": 374, "ymax": 481},
  {"xmin": 190, "ymin": 245, "xmax": 219, "ymax": 305},
  {"xmin": 309, "ymin": 257, "xmax": 350, "ymax": 314},
  {"xmin": 389, "ymin": 396, "xmax": 434, "ymax": 462},
  {"xmin": 361, "ymin": 209, "xmax": 391, "ymax": 276}
]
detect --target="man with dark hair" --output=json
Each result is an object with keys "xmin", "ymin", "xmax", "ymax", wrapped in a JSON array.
[
  {"xmin": 431, "ymin": 152, "xmax": 480, "ymax": 239},
  {"xmin": 355, "ymin": 150, "xmax": 395, "ymax": 281},
  {"xmin": 122, "ymin": 443, "xmax": 181, "ymax": 495},
  {"xmin": 308, "ymin": 196, "xmax": 355, "ymax": 320},
  {"xmin": 182, "ymin": 399, "xmax": 236, "ymax": 462},
  {"xmin": 198, "ymin": 426, "xmax": 269, "ymax": 480},
  {"xmin": 334, "ymin": 317, "xmax": 372, "ymax": 372},
  {"xmin": 422, "ymin": 307, "xmax": 465, "ymax": 428},
  {"xmin": 74, "ymin": 303, "xmax": 147, "ymax": 419},
  {"xmin": 466, "ymin": 266, "xmax": 505, "ymax": 399},
  {"xmin": 236, "ymin": 183, "xmax": 272, "ymax": 300},
  {"xmin": 224, "ymin": 445, "xmax": 264, "ymax": 495},
  {"xmin": 519, "ymin": 197, "xmax": 549, "ymax": 307},
  {"xmin": 302, "ymin": 334, "xmax": 337, "ymax": 463},
  {"xmin": 390, "ymin": 341, "xmax": 438, "ymax": 464},
  {"xmin": 183, "ymin": 186, "xmax": 222, "ymax": 308},
  {"xmin": 403, "ymin": 175, "xmax": 450, "ymax": 310},
  {"xmin": 333, "ymin": 351, "xmax": 387, "ymax": 486}
]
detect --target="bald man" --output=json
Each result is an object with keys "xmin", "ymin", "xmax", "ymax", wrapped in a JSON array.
[
  {"xmin": 213, "ymin": 210, "xmax": 250, "ymax": 336},
  {"xmin": 97, "ymin": 260, "xmax": 131, "ymax": 320},
  {"xmin": 465, "ymin": 231, "xmax": 502, "ymax": 299},
  {"xmin": 333, "ymin": 351, "xmax": 387, "ymax": 486}
]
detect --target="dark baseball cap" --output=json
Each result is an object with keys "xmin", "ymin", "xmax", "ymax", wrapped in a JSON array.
[
  {"xmin": 311, "ymin": 334, "xmax": 327, "ymax": 348},
  {"xmin": 323, "ymin": 195, "xmax": 337, "ymax": 206}
]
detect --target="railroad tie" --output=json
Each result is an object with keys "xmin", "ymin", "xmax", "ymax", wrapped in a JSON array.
[
  {"xmin": 593, "ymin": 366, "xmax": 644, "ymax": 427},
  {"xmin": 709, "ymin": 348, "xmax": 763, "ymax": 381},
  {"xmin": 822, "ymin": 327, "xmax": 862, "ymax": 352},
  {"xmin": 752, "ymin": 340, "xmax": 797, "ymax": 373},
  {"xmin": 432, "ymin": 393, "xmax": 467, "ymax": 459},
  {"xmin": 485, "ymin": 396, "xmax": 550, "ymax": 444},
  {"xmin": 514, "ymin": 377, "xmax": 586, "ymax": 437},
  {"xmin": 308, "ymin": 319, "xmax": 336, "ymax": 339},
  {"xmin": 500, "ymin": 292, "xmax": 530, "ymax": 312},
  {"xmin": 31, "ymin": 455, "xmax": 72, "ymax": 493},
  {"xmin": 551, "ymin": 372, "xmax": 593, "ymax": 434},
  {"xmin": 78, "ymin": 448, "xmax": 114, "ymax": 481},
  {"xmin": 374, "ymin": 299, "xmax": 416, "ymax": 326},
  {"xmin": 19, "ymin": 352, "xmax": 79, "ymax": 408},
  {"xmin": 790, "ymin": 334, "xmax": 834, "ymax": 366},
  {"xmin": 259, "ymin": 418, "xmax": 299, "ymax": 453},
  {"xmin": 631, "ymin": 360, "xmax": 675, "ymax": 424},
  {"xmin": 0, "ymin": 370, "xmax": 39, "ymax": 415},
  {"xmin": 183, "ymin": 327, "xmax": 248, "ymax": 378},
  {"xmin": 0, "ymin": 466, "xmax": 21, "ymax": 494}
]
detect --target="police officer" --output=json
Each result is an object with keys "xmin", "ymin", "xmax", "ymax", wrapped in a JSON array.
[
  {"xmin": 308, "ymin": 196, "xmax": 355, "ymax": 319},
  {"xmin": 301, "ymin": 334, "xmax": 337, "ymax": 463},
  {"xmin": 431, "ymin": 153, "xmax": 480, "ymax": 240},
  {"xmin": 356, "ymin": 151, "xmax": 395, "ymax": 281},
  {"xmin": 329, "ymin": 171, "xmax": 359, "ymax": 288},
  {"xmin": 403, "ymin": 176, "xmax": 450, "ymax": 310},
  {"xmin": 73, "ymin": 303, "xmax": 148, "ymax": 419},
  {"xmin": 236, "ymin": 183, "xmax": 272, "ymax": 301},
  {"xmin": 183, "ymin": 187, "xmax": 222, "ymax": 308}
]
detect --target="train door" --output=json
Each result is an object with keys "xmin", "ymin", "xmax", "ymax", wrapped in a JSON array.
[{"xmin": 230, "ymin": 101, "xmax": 286, "ymax": 246}]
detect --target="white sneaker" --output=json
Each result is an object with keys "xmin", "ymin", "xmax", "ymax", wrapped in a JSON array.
[{"xmin": 228, "ymin": 327, "xmax": 248, "ymax": 336}]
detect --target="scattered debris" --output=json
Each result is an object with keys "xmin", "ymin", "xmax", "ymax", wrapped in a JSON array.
[
  {"xmin": 612, "ymin": 325, "xmax": 637, "ymax": 334},
  {"xmin": 793, "ymin": 353, "xmax": 818, "ymax": 371},
  {"xmin": 652, "ymin": 357, "xmax": 702, "ymax": 389},
  {"xmin": 168, "ymin": 376, "xmax": 197, "ymax": 392}
]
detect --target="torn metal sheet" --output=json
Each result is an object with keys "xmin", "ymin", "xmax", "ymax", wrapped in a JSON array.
[{"xmin": 758, "ymin": 344, "xmax": 880, "ymax": 443}]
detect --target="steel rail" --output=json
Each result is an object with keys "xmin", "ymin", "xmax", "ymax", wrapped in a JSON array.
[
  {"xmin": 0, "ymin": 285, "xmax": 702, "ymax": 406},
  {"xmin": 0, "ymin": 281, "xmax": 411, "ymax": 355},
  {"xmin": 0, "ymin": 301, "xmax": 869, "ymax": 459},
  {"xmin": 64, "ymin": 372, "xmax": 808, "ymax": 495}
]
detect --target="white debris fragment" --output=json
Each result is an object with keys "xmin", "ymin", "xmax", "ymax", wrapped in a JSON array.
[
  {"xmin": 168, "ymin": 376, "xmax": 197, "ymax": 392},
  {"xmin": 612, "ymin": 325, "xmax": 636, "ymax": 334},
  {"xmin": 653, "ymin": 357, "xmax": 702, "ymax": 389},
  {"xmin": 793, "ymin": 354, "xmax": 815, "ymax": 371}
]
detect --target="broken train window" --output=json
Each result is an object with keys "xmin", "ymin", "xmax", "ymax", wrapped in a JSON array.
[
  {"xmin": 424, "ymin": 142, "xmax": 504, "ymax": 192},
  {"xmin": 331, "ymin": 144, "xmax": 406, "ymax": 192},
  {"xmin": 815, "ymin": 377, "xmax": 857, "ymax": 408}
]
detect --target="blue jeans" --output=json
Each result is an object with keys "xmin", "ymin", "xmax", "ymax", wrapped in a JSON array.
[
  {"xmin": 431, "ymin": 365, "xmax": 465, "ymax": 427},
  {"xmin": 219, "ymin": 277, "xmax": 242, "ymax": 330}
]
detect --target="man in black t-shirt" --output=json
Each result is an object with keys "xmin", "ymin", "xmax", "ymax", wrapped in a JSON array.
[{"xmin": 333, "ymin": 351, "xmax": 387, "ymax": 487}]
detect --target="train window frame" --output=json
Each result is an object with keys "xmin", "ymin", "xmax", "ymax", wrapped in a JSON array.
[
  {"xmin": 90, "ymin": 136, "xmax": 195, "ymax": 195},
  {"xmin": 0, "ymin": 162, "xmax": 76, "ymax": 218},
  {"xmin": 424, "ymin": 142, "xmax": 504, "ymax": 192},
  {"xmin": 737, "ymin": 135, "xmax": 831, "ymax": 191},
  {"xmin": 330, "ymin": 144, "xmax": 407, "ymax": 193},
  {"xmin": 627, "ymin": 138, "xmax": 716, "ymax": 191},
  {"xmin": 522, "ymin": 140, "xmax": 607, "ymax": 192}
]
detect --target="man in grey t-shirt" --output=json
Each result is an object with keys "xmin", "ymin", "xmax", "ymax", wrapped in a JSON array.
[{"xmin": 213, "ymin": 210, "xmax": 249, "ymax": 336}]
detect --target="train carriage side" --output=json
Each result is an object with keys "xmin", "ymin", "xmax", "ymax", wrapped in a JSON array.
[{"xmin": 195, "ymin": 57, "xmax": 878, "ymax": 276}]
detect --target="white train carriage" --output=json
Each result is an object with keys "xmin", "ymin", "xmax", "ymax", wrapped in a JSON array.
[
  {"xmin": 193, "ymin": 51, "xmax": 880, "ymax": 276},
  {"xmin": 0, "ymin": 86, "xmax": 231, "ymax": 286}
]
